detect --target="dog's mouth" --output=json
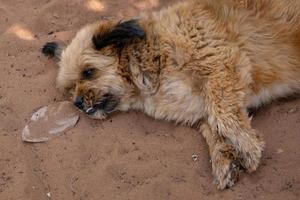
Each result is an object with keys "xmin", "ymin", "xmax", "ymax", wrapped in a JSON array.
[{"xmin": 78, "ymin": 93, "xmax": 119, "ymax": 119}]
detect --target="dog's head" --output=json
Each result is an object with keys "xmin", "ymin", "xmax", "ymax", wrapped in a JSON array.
[{"xmin": 42, "ymin": 19, "xmax": 147, "ymax": 119}]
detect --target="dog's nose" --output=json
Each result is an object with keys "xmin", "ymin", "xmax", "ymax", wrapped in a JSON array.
[{"xmin": 74, "ymin": 96, "xmax": 84, "ymax": 110}]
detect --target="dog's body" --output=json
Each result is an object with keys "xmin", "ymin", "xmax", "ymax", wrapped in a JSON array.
[{"xmin": 43, "ymin": 0, "xmax": 300, "ymax": 189}]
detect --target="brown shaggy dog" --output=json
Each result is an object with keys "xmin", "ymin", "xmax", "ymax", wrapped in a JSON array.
[{"xmin": 42, "ymin": 0, "xmax": 300, "ymax": 189}]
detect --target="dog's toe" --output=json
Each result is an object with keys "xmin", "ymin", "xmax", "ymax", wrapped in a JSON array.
[
  {"xmin": 214, "ymin": 159, "xmax": 241, "ymax": 189},
  {"xmin": 211, "ymin": 144, "xmax": 242, "ymax": 189}
]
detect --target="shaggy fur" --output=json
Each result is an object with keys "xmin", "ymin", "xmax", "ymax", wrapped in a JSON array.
[{"xmin": 42, "ymin": 0, "xmax": 300, "ymax": 189}]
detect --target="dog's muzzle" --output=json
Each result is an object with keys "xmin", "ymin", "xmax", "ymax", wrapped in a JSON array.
[{"xmin": 73, "ymin": 93, "xmax": 119, "ymax": 117}]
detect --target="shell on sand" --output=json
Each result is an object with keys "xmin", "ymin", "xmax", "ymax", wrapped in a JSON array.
[{"xmin": 22, "ymin": 101, "xmax": 80, "ymax": 143}]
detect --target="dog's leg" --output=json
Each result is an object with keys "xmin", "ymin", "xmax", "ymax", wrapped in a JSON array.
[
  {"xmin": 204, "ymin": 70, "xmax": 265, "ymax": 172},
  {"xmin": 207, "ymin": 101, "xmax": 264, "ymax": 172},
  {"xmin": 199, "ymin": 121, "xmax": 241, "ymax": 189}
]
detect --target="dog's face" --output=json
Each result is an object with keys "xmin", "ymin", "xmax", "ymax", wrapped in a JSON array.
[{"xmin": 43, "ymin": 20, "xmax": 146, "ymax": 119}]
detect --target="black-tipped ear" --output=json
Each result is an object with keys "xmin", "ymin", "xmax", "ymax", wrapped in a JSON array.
[
  {"xmin": 42, "ymin": 42, "xmax": 63, "ymax": 60},
  {"xmin": 92, "ymin": 19, "xmax": 146, "ymax": 50}
]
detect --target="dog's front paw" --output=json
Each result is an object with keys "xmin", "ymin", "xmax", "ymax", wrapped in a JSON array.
[
  {"xmin": 211, "ymin": 144, "xmax": 241, "ymax": 189},
  {"xmin": 239, "ymin": 135, "xmax": 265, "ymax": 173}
]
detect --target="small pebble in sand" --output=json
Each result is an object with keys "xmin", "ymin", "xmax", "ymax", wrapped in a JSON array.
[
  {"xmin": 192, "ymin": 154, "xmax": 198, "ymax": 162},
  {"xmin": 287, "ymin": 108, "xmax": 297, "ymax": 114},
  {"xmin": 46, "ymin": 192, "xmax": 51, "ymax": 198},
  {"xmin": 53, "ymin": 13, "xmax": 59, "ymax": 18},
  {"xmin": 277, "ymin": 148, "xmax": 284, "ymax": 154}
]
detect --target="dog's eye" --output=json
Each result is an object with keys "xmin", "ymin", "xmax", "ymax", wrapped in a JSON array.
[{"xmin": 82, "ymin": 68, "xmax": 95, "ymax": 80}]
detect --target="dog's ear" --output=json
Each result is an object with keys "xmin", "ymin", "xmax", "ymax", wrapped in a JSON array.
[
  {"xmin": 42, "ymin": 42, "xmax": 64, "ymax": 61},
  {"xmin": 92, "ymin": 19, "xmax": 146, "ymax": 50}
]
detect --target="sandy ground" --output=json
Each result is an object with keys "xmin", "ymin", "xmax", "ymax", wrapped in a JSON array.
[{"xmin": 0, "ymin": 0, "xmax": 299, "ymax": 199}]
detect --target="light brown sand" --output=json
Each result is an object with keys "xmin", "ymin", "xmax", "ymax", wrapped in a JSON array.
[{"xmin": 0, "ymin": 0, "xmax": 299, "ymax": 199}]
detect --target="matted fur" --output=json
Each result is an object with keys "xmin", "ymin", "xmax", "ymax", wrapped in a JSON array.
[{"xmin": 43, "ymin": 0, "xmax": 300, "ymax": 189}]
